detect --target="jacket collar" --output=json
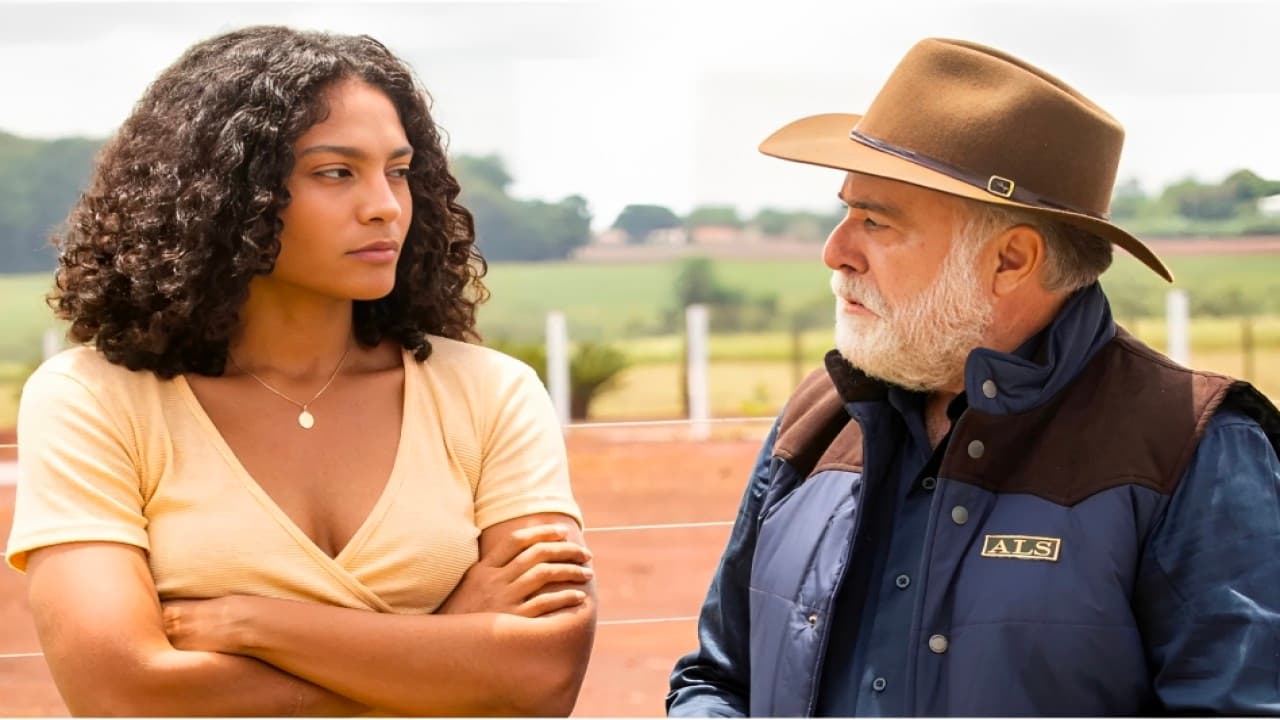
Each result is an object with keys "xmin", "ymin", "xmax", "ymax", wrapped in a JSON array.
[{"xmin": 963, "ymin": 282, "xmax": 1115, "ymax": 414}]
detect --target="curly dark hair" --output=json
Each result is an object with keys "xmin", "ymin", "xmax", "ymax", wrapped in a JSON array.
[{"xmin": 52, "ymin": 25, "xmax": 488, "ymax": 378}]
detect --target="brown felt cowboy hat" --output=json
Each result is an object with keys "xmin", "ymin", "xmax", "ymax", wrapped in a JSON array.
[{"xmin": 760, "ymin": 38, "xmax": 1173, "ymax": 282}]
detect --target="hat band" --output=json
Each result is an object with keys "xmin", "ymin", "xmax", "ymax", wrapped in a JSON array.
[{"xmin": 848, "ymin": 130, "xmax": 1108, "ymax": 221}]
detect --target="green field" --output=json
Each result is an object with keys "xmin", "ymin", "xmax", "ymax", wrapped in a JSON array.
[
  {"xmin": 8, "ymin": 252, "xmax": 1280, "ymax": 352},
  {"xmin": 2, "ymin": 251, "xmax": 1279, "ymax": 427},
  {"xmin": 478, "ymin": 251, "xmax": 1280, "ymax": 342},
  {"xmin": 0, "ymin": 273, "xmax": 58, "ymax": 365}
]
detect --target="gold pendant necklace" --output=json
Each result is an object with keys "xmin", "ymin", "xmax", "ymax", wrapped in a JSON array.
[{"xmin": 228, "ymin": 344, "xmax": 352, "ymax": 430}]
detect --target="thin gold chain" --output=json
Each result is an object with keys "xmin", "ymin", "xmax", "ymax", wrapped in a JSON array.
[{"xmin": 228, "ymin": 344, "xmax": 353, "ymax": 413}]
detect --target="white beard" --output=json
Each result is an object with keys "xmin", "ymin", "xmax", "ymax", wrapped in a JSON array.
[{"xmin": 832, "ymin": 237, "xmax": 994, "ymax": 392}]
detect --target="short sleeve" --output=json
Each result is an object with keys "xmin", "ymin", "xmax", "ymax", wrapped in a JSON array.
[
  {"xmin": 472, "ymin": 362, "xmax": 582, "ymax": 531},
  {"xmin": 5, "ymin": 368, "xmax": 149, "ymax": 572}
]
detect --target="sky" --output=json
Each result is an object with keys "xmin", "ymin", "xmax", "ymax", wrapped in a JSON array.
[{"xmin": 1, "ymin": 0, "xmax": 1277, "ymax": 229}]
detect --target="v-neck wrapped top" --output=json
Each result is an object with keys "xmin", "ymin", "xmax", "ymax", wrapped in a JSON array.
[{"xmin": 6, "ymin": 337, "xmax": 582, "ymax": 614}]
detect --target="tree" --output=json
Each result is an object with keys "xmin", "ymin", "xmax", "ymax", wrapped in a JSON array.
[
  {"xmin": 674, "ymin": 257, "xmax": 741, "ymax": 307},
  {"xmin": 1222, "ymin": 169, "xmax": 1280, "ymax": 202},
  {"xmin": 685, "ymin": 205, "xmax": 742, "ymax": 228},
  {"xmin": 1156, "ymin": 170, "xmax": 1280, "ymax": 223},
  {"xmin": 525, "ymin": 194, "xmax": 592, "ymax": 260},
  {"xmin": 1161, "ymin": 178, "xmax": 1238, "ymax": 221},
  {"xmin": 1109, "ymin": 178, "xmax": 1149, "ymax": 221},
  {"xmin": 453, "ymin": 154, "xmax": 593, "ymax": 262},
  {"xmin": 451, "ymin": 154, "xmax": 512, "ymax": 193},
  {"xmin": 486, "ymin": 339, "xmax": 631, "ymax": 420},
  {"xmin": 566, "ymin": 343, "xmax": 629, "ymax": 420},
  {"xmin": 749, "ymin": 207, "xmax": 843, "ymax": 241},
  {"xmin": 668, "ymin": 257, "xmax": 778, "ymax": 333},
  {"xmin": 752, "ymin": 208, "xmax": 794, "ymax": 236},
  {"xmin": 611, "ymin": 204, "xmax": 681, "ymax": 244},
  {"xmin": 0, "ymin": 132, "xmax": 101, "ymax": 273}
]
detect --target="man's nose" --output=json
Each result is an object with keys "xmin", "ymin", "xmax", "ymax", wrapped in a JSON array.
[{"xmin": 823, "ymin": 214, "xmax": 868, "ymax": 274}]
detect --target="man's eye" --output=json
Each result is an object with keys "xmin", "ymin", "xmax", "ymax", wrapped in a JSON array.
[{"xmin": 864, "ymin": 216, "xmax": 884, "ymax": 229}]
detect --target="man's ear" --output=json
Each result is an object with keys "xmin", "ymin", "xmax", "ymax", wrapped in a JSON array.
[{"xmin": 992, "ymin": 224, "xmax": 1046, "ymax": 297}]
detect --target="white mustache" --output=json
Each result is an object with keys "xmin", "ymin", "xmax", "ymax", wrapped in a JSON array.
[{"xmin": 830, "ymin": 271, "xmax": 889, "ymax": 316}]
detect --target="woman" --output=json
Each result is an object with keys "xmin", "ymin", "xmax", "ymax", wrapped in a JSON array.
[{"xmin": 5, "ymin": 26, "xmax": 595, "ymax": 716}]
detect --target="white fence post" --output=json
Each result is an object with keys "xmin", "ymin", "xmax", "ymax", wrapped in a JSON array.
[
  {"xmin": 686, "ymin": 304, "xmax": 710, "ymax": 440},
  {"xmin": 42, "ymin": 328, "xmax": 62, "ymax": 360},
  {"xmin": 545, "ymin": 311, "xmax": 570, "ymax": 426},
  {"xmin": 1165, "ymin": 289, "xmax": 1190, "ymax": 366}
]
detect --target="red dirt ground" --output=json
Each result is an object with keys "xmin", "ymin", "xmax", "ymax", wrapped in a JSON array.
[{"xmin": 0, "ymin": 429, "xmax": 766, "ymax": 716}]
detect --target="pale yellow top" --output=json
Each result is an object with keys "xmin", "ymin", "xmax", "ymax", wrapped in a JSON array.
[{"xmin": 5, "ymin": 338, "xmax": 581, "ymax": 614}]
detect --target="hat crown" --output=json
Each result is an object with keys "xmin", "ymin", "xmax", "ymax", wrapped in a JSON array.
[{"xmin": 855, "ymin": 38, "xmax": 1124, "ymax": 217}]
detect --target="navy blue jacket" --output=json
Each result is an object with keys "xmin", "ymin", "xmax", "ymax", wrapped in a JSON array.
[{"xmin": 668, "ymin": 286, "xmax": 1280, "ymax": 716}]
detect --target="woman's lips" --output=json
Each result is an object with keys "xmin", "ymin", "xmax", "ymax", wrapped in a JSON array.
[
  {"xmin": 347, "ymin": 248, "xmax": 398, "ymax": 263},
  {"xmin": 347, "ymin": 241, "xmax": 399, "ymax": 263}
]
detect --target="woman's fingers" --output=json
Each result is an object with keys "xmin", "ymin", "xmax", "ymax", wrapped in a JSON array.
[
  {"xmin": 508, "ymin": 561, "xmax": 595, "ymax": 600},
  {"xmin": 505, "ymin": 540, "xmax": 592, "ymax": 578},
  {"xmin": 487, "ymin": 524, "xmax": 570, "ymax": 567},
  {"xmin": 516, "ymin": 588, "xmax": 589, "ymax": 618},
  {"xmin": 447, "ymin": 523, "xmax": 592, "ymax": 616}
]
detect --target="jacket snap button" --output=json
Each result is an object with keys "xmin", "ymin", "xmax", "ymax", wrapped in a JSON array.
[
  {"xmin": 894, "ymin": 574, "xmax": 911, "ymax": 589},
  {"xmin": 967, "ymin": 440, "xmax": 985, "ymax": 459},
  {"xmin": 872, "ymin": 677, "xmax": 887, "ymax": 692},
  {"xmin": 806, "ymin": 613, "xmax": 818, "ymax": 627},
  {"xmin": 951, "ymin": 506, "xmax": 969, "ymax": 525},
  {"xmin": 982, "ymin": 379, "xmax": 998, "ymax": 399},
  {"xmin": 928, "ymin": 634, "xmax": 949, "ymax": 654},
  {"xmin": 921, "ymin": 476, "xmax": 937, "ymax": 491}
]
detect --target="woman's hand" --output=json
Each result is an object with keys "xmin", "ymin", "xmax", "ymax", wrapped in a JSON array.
[
  {"xmin": 438, "ymin": 523, "xmax": 593, "ymax": 617},
  {"xmin": 162, "ymin": 596, "xmax": 256, "ymax": 654}
]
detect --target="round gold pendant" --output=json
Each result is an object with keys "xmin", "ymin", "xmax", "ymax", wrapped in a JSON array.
[{"xmin": 298, "ymin": 410, "xmax": 315, "ymax": 429}]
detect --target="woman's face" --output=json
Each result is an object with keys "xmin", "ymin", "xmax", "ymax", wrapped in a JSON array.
[{"xmin": 270, "ymin": 78, "xmax": 414, "ymax": 302}]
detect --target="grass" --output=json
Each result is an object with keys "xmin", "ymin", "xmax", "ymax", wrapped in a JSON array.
[
  {"xmin": 2, "ymin": 251, "xmax": 1279, "ymax": 428},
  {"xmin": 612, "ymin": 316, "xmax": 1280, "ymax": 363},
  {"xmin": 8, "ymin": 252, "xmax": 1280, "ymax": 349},
  {"xmin": 480, "ymin": 251, "xmax": 1280, "ymax": 342},
  {"xmin": 587, "ymin": 327, "xmax": 1280, "ymax": 421},
  {"xmin": 587, "ymin": 348, "xmax": 1280, "ymax": 421},
  {"xmin": 0, "ymin": 273, "xmax": 59, "ymax": 366},
  {"xmin": 589, "ymin": 361, "xmax": 803, "ymax": 420}
]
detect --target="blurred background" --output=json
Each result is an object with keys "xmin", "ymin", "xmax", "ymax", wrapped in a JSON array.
[
  {"xmin": 2, "ymin": 0, "xmax": 1280, "ymax": 425},
  {"xmin": 1, "ymin": 0, "xmax": 1278, "ymax": 715}
]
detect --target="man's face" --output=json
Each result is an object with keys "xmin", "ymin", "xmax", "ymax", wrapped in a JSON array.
[{"xmin": 825, "ymin": 173, "xmax": 994, "ymax": 392}]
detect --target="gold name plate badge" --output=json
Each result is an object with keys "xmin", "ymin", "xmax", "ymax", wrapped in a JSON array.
[{"xmin": 981, "ymin": 534, "xmax": 1061, "ymax": 562}]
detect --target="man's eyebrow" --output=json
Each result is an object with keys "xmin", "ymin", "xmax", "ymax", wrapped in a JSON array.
[
  {"xmin": 837, "ymin": 193, "xmax": 902, "ymax": 219},
  {"xmin": 298, "ymin": 144, "xmax": 414, "ymax": 159}
]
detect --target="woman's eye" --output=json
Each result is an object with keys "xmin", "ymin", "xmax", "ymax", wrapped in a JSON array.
[
  {"xmin": 388, "ymin": 167, "xmax": 411, "ymax": 179},
  {"xmin": 864, "ymin": 216, "xmax": 885, "ymax": 230},
  {"xmin": 316, "ymin": 168, "xmax": 352, "ymax": 179}
]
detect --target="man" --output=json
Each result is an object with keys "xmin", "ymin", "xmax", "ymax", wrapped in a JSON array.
[{"xmin": 667, "ymin": 38, "xmax": 1280, "ymax": 716}]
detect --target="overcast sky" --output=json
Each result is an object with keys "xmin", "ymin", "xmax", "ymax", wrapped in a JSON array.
[{"xmin": 1, "ymin": 0, "xmax": 1276, "ymax": 228}]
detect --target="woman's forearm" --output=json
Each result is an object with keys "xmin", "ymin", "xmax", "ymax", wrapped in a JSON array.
[
  {"xmin": 76, "ymin": 641, "xmax": 365, "ymax": 717},
  {"xmin": 228, "ymin": 596, "xmax": 596, "ymax": 716},
  {"xmin": 24, "ymin": 542, "xmax": 365, "ymax": 718}
]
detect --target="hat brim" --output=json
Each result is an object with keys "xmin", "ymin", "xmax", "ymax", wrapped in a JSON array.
[{"xmin": 759, "ymin": 113, "xmax": 1173, "ymax": 283}]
